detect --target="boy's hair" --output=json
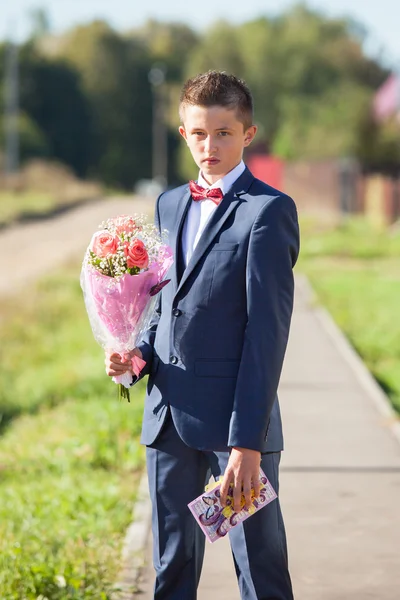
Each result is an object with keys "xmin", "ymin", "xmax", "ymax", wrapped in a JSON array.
[{"xmin": 179, "ymin": 71, "xmax": 253, "ymax": 130}]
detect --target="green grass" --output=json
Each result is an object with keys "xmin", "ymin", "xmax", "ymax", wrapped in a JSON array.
[
  {"xmin": 0, "ymin": 191, "xmax": 59, "ymax": 226},
  {"xmin": 0, "ymin": 264, "xmax": 147, "ymax": 598},
  {"xmin": 299, "ymin": 214, "xmax": 400, "ymax": 259},
  {"xmin": 298, "ymin": 216, "xmax": 400, "ymax": 413},
  {"xmin": 0, "ymin": 190, "xmax": 96, "ymax": 227},
  {"xmin": 0, "ymin": 264, "xmax": 117, "ymax": 426}
]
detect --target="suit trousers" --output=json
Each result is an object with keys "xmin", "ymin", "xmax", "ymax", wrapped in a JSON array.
[{"xmin": 146, "ymin": 410, "xmax": 294, "ymax": 600}]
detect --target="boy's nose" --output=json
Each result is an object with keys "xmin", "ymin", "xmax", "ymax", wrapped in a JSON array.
[{"xmin": 204, "ymin": 136, "xmax": 217, "ymax": 153}]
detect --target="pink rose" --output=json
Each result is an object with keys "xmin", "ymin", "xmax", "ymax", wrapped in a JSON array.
[
  {"xmin": 125, "ymin": 239, "xmax": 149, "ymax": 269},
  {"xmin": 113, "ymin": 215, "xmax": 140, "ymax": 235},
  {"xmin": 90, "ymin": 230, "xmax": 118, "ymax": 257}
]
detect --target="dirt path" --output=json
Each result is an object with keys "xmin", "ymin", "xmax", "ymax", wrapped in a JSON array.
[{"xmin": 0, "ymin": 196, "xmax": 154, "ymax": 297}]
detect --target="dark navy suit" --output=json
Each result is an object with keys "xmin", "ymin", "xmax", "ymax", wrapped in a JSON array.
[{"xmin": 135, "ymin": 167, "xmax": 299, "ymax": 599}]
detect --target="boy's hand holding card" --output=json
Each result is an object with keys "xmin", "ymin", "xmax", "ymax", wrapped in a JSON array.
[{"xmin": 188, "ymin": 468, "xmax": 277, "ymax": 544}]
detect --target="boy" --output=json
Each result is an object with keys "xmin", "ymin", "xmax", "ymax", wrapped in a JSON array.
[{"xmin": 106, "ymin": 71, "xmax": 299, "ymax": 600}]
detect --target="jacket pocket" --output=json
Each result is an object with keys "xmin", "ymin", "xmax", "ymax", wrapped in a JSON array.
[
  {"xmin": 195, "ymin": 359, "xmax": 240, "ymax": 378},
  {"xmin": 211, "ymin": 243, "xmax": 239, "ymax": 252}
]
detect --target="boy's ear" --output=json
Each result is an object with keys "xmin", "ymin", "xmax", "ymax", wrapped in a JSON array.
[
  {"xmin": 244, "ymin": 125, "xmax": 257, "ymax": 147},
  {"xmin": 179, "ymin": 126, "xmax": 187, "ymax": 142}
]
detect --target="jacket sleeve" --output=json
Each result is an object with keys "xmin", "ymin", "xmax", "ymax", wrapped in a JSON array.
[
  {"xmin": 130, "ymin": 193, "xmax": 163, "ymax": 383},
  {"xmin": 227, "ymin": 194, "xmax": 300, "ymax": 451}
]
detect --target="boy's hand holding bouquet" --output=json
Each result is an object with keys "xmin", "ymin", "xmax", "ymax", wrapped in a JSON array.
[{"xmin": 80, "ymin": 214, "xmax": 173, "ymax": 400}]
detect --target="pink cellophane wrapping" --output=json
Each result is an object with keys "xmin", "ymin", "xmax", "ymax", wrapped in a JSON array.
[
  {"xmin": 80, "ymin": 246, "xmax": 173, "ymax": 386},
  {"xmin": 188, "ymin": 468, "xmax": 277, "ymax": 543}
]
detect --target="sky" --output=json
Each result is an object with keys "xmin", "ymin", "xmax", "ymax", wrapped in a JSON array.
[{"xmin": 1, "ymin": 0, "xmax": 400, "ymax": 68}]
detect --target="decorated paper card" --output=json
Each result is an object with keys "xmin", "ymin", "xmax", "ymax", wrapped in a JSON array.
[{"xmin": 188, "ymin": 468, "xmax": 277, "ymax": 543}]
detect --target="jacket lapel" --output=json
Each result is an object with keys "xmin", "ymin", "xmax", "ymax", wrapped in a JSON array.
[
  {"xmin": 170, "ymin": 188, "xmax": 191, "ymax": 292},
  {"xmin": 175, "ymin": 167, "xmax": 254, "ymax": 296}
]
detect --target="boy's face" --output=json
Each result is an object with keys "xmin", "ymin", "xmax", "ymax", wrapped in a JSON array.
[{"xmin": 179, "ymin": 105, "xmax": 257, "ymax": 185}]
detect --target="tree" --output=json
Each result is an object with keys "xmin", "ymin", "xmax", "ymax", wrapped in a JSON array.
[
  {"xmin": 238, "ymin": 5, "xmax": 388, "ymax": 162},
  {"xmin": 29, "ymin": 7, "xmax": 51, "ymax": 40},
  {"xmin": 47, "ymin": 22, "xmax": 154, "ymax": 188},
  {"xmin": 273, "ymin": 83, "xmax": 372, "ymax": 159},
  {"xmin": 184, "ymin": 20, "xmax": 244, "ymax": 78},
  {"xmin": 0, "ymin": 42, "xmax": 91, "ymax": 173},
  {"xmin": 129, "ymin": 20, "xmax": 199, "ymax": 83},
  {"xmin": 18, "ymin": 42, "xmax": 93, "ymax": 176},
  {"xmin": 2, "ymin": 5, "xmax": 391, "ymax": 185}
]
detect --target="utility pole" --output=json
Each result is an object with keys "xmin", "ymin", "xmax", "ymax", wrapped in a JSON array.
[
  {"xmin": 4, "ymin": 32, "xmax": 20, "ymax": 179},
  {"xmin": 148, "ymin": 65, "xmax": 168, "ymax": 190}
]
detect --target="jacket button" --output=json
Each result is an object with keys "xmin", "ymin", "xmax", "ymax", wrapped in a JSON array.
[
  {"xmin": 172, "ymin": 308, "xmax": 182, "ymax": 317},
  {"xmin": 170, "ymin": 355, "xmax": 178, "ymax": 365}
]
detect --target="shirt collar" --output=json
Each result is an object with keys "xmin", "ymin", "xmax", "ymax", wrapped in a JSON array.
[{"xmin": 197, "ymin": 160, "xmax": 245, "ymax": 196}]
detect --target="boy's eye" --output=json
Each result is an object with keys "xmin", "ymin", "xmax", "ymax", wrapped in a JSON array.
[{"xmin": 218, "ymin": 131, "xmax": 229, "ymax": 136}]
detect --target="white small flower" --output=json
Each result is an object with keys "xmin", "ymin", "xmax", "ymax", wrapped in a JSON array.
[{"xmin": 55, "ymin": 574, "xmax": 67, "ymax": 588}]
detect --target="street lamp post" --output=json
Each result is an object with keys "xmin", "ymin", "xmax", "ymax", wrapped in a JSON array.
[
  {"xmin": 148, "ymin": 65, "xmax": 168, "ymax": 190},
  {"xmin": 4, "ymin": 37, "xmax": 20, "ymax": 179}
]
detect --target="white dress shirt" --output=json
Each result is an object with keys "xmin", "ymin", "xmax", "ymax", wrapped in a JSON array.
[{"xmin": 182, "ymin": 160, "xmax": 245, "ymax": 267}]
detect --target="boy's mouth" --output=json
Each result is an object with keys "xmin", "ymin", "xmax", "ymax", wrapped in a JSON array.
[{"xmin": 203, "ymin": 158, "xmax": 220, "ymax": 165}]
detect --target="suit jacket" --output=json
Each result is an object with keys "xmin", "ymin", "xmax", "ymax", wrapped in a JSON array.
[{"xmin": 136, "ymin": 167, "xmax": 300, "ymax": 453}]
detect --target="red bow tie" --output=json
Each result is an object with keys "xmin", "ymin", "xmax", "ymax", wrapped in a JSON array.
[{"xmin": 189, "ymin": 180, "xmax": 224, "ymax": 205}]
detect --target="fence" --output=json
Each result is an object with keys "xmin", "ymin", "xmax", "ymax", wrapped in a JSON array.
[{"xmin": 247, "ymin": 154, "xmax": 400, "ymax": 226}]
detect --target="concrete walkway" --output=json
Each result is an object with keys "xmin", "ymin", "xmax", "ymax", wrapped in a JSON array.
[{"xmin": 134, "ymin": 276, "xmax": 400, "ymax": 600}]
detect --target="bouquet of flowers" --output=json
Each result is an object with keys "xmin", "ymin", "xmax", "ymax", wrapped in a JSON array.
[{"xmin": 80, "ymin": 214, "xmax": 173, "ymax": 400}]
